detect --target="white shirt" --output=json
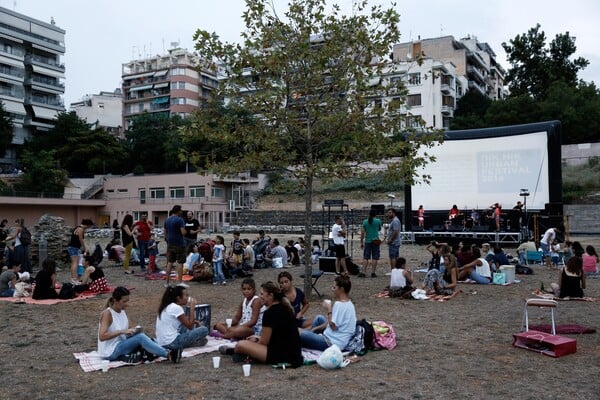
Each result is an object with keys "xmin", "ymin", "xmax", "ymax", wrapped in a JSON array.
[
  {"xmin": 476, "ymin": 258, "xmax": 491, "ymax": 278},
  {"xmin": 332, "ymin": 223, "xmax": 345, "ymax": 245},
  {"xmin": 155, "ymin": 303, "xmax": 184, "ymax": 346},
  {"xmin": 97, "ymin": 308, "xmax": 129, "ymax": 358},
  {"xmin": 540, "ymin": 228, "xmax": 555, "ymax": 245},
  {"xmin": 390, "ymin": 268, "xmax": 408, "ymax": 289}
]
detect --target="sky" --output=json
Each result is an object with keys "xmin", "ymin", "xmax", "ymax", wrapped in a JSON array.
[{"xmin": 3, "ymin": 0, "xmax": 599, "ymax": 107}]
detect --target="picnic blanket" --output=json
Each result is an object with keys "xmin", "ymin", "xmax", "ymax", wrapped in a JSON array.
[
  {"xmin": 528, "ymin": 324, "xmax": 596, "ymax": 334},
  {"xmin": 373, "ymin": 289, "xmax": 462, "ymax": 302},
  {"xmin": 140, "ymin": 272, "xmax": 195, "ymax": 281},
  {"xmin": 531, "ymin": 290, "xmax": 597, "ymax": 302}
]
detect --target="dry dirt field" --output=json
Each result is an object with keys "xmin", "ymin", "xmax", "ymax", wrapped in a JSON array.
[{"xmin": 1, "ymin": 234, "xmax": 598, "ymax": 400}]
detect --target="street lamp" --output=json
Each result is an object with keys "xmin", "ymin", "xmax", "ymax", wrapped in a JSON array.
[
  {"xmin": 387, "ymin": 193, "xmax": 395, "ymax": 208},
  {"xmin": 519, "ymin": 188, "xmax": 530, "ymax": 237}
]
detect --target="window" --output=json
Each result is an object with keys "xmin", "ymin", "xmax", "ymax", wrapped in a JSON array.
[
  {"xmin": 150, "ymin": 187, "xmax": 165, "ymax": 199},
  {"xmin": 406, "ymin": 94, "xmax": 422, "ymax": 107},
  {"xmin": 406, "ymin": 115, "xmax": 422, "ymax": 128},
  {"xmin": 171, "ymin": 67, "xmax": 186, "ymax": 76},
  {"xmin": 139, "ymin": 189, "xmax": 146, "ymax": 204},
  {"xmin": 408, "ymin": 73, "xmax": 421, "ymax": 85},
  {"xmin": 389, "ymin": 97, "xmax": 403, "ymax": 110},
  {"xmin": 371, "ymin": 99, "xmax": 382, "ymax": 109},
  {"xmin": 138, "ymin": 103, "xmax": 144, "ymax": 112},
  {"xmin": 171, "ymin": 81, "xmax": 185, "ymax": 90},
  {"xmin": 98, "ymin": 102, "xmax": 104, "ymax": 108},
  {"xmin": 170, "ymin": 186, "xmax": 185, "ymax": 198},
  {"xmin": 211, "ymin": 187, "xmax": 224, "ymax": 198},
  {"xmin": 171, "ymin": 97, "xmax": 186, "ymax": 105},
  {"xmin": 117, "ymin": 188, "xmax": 128, "ymax": 193},
  {"xmin": 190, "ymin": 186, "xmax": 205, "ymax": 197}
]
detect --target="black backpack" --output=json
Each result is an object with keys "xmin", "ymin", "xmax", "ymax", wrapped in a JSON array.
[
  {"xmin": 19, "ymin": 227, "xmax": 32, "ymax": 246},
  {"xmin": 356, "ymin": 319, "xmax": 376, "ymax": 351},
  {"xmin": 58, "ymin": 282, "xmax": 76, "ymax": 299}
]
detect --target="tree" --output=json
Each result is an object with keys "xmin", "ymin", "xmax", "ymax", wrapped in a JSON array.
[
  {"xmin": 450, "ymin": 90, "xmax": 492, "ymax": 130},
  {"xmin": 190, "ymin": 0, "xmax": 442, "ymax": 295},
  {"xmin": 0, "ymin": 101, "xmax": 13, "ymax": 158},
  {"xmin": 13, "ymin": 149, "xmax": 67, "ymax": 197},
  {"xmin": 502, "ymin": 24, "xmax": 589, "ymax": 99}
]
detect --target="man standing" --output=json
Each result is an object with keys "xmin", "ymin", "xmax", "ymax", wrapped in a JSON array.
[
  {"xmin": 386, "ymin": 208, "xmax": 401, "ymax": 271},
  {"xmin": 164, "ymin": 205, "xmax": 187, "ymax": 286},
  {"xmin": 540, "ymin": 224, "xmax": 565, "ymax": 270},
  {"xmin": 331, "ymin": 215, "xmax": 348, "ymax": 275},
  {"xmin": 184, "ymin": 211, "xmax": 201, "ymax": 247},
  {"xmin": 133, "ymin": 213, "xmax": 153, "ymax": 272}
]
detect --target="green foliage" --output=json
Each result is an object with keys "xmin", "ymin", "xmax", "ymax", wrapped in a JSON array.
[
  {"xmin": 562, "ymin": 159, "xmax": 600, "ymax": 203},
  {"xmin": 502, "ymin": 24, "xmax": 589, "ymax": 100},
  {"xmin": 450, "ymin": 91, "xmax": 493, "ymax": 130},
  {"xmin": 321, "ymin": 175, "xmax": 403, "ymax": 193},
  {"xmin": 0, "ymin": 101, "xmax": 14, "ymax": 156},
  {"xmin": 13, "ymin": 149, "xmax": 66, "ymax": 197}
]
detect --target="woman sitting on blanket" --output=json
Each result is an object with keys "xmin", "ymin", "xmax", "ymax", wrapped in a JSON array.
[
  {"xmin": 457, "ymin": 247, "xmax": 491, "ymax": 284},
  {"xmin": 213, "ymin": 278, "xmax": 264, "ymax": 339},
  {"xmin": 582, "ymin": 245, "xmax": 599, "ymax": 274},
  {"xmin": 300, "ymin": 275, "xmax": 356, "ymax": 351},
  {"xmin": 386, "ymin": 257, "xmax": 414, "ymax": 298},
  {"xmin": 551, "ymin": 256, "xmax": 586, "ymax": 298},
  {"xmin": 423, "ymin": 254, "xmax": 458, "ymax": 297},
  {"xmin": 75, "ymin": 255, "xmax": 109, "ymax": 293},
  {"xmin": 278, "ymin": 271, "xmax": 313, "ymax": 328},
  {"xmin": 98, "ymin": 287, "xmax": 175, "ymax": 363},
  {"xmin": 228, "ymin": 281, "xmax": 303, "ymax": 367},
  {"xmin": 155, "ymin": 285, "xmax": 209, "ymax": 357},
  {"xmin": 32, "ymin": 259, "xmax": 59, "ymax": 300}
]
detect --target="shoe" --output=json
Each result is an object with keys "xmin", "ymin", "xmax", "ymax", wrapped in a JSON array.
[
  {"xmin": 124, "ymin": 270, "xmax": 132, "ymax": 275},
  {"xmin": 213, "ymin": 282, "xmax": 218, "ymax": 285},
  {"xmin": 219, "ymin": 345, "xmax": 235, "ymax": 355},
  {"xmin": 358, "ymin": 273, "xmax": 366, "ymax": 278},
  {"xmin": 197, "ymin": 337, "xmax": 208, "ymax": 347},
  {"xmin": 170, "ymin": 347, "xmax": 182, "ymax": 363},
  {"xmin": 118, "ymin": 352, "xmax": 143, "ymax": 364},
  {"xmin": 222, "ymin": 282, "xmax": 226, "ymax": 286},
  {"xmin": 371, "ymin": 273, "xmax": 377, "ymax": 278},
  {"xmin": 176, "ymin": 282, "xmax": 190, "ymax": 288},
  {"xmin": 141, "ymin": 349, "xmax": 158, "ymax": 362}
]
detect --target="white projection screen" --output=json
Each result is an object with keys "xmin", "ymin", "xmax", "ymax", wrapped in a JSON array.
[{"xmin": 407, "ymin": 121, "xmax": 562, "ymax": 223}]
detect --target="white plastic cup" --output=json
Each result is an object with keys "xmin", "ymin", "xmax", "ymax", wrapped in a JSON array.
[
  {"xmin": 101, "ymin": 360, "xmax": 110, "ymax": 373},
  {"xmin": 324, "ymin": 299, "xmax": 332, "ymax": 305},
  {"xmin": 226, "ymin": 318, "xmax": 233, "ymax": 328},
  {"xmin": 242, "ymin": 363, "xmax": 251, "ymax": 376},
  {"xmin": 212, "ymin": 356, "xmax": 220, "ymax": 369}
]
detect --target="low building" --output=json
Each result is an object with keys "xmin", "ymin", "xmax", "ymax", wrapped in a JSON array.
[{"xmin": 69, "ymin": 90, "xmax": 123, "ymax": 135}]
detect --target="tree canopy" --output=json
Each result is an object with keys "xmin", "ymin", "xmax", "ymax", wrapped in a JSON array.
[
  {"xmin": 0, "ymin": 101, "xmax": 13, "ymax": 158},
  {"xmin": 190, "ymin": 0, "xmax": 442, "ymax": 295}
]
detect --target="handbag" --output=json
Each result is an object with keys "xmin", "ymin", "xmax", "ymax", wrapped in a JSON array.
[
  {"xmin": 372, "ymin": 239, "xmax": 382, "ymax": 246},
  {"xmin": 493, "ymin": 271, "xmax": 506, "ymax": 285},
  {"xmin": 193, "ymin": 262, "xmax": 213, "ymax": 281}
]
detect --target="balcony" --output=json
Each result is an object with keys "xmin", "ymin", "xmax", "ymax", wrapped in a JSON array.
[
  {"xmin": 0, "ymin": 86, "xmax": 24, "ymax": 99},
  {"xmin": 25, "ymin": 54, "xmax": 65, "ymax": 72},
  {"xmin": 468, "ymin": 80, "xmax": 486, "ymax": 96},
  {"xmin": 24, "ymin": 94, "xmax": 64, "ymax": 109},
  {"xmin": 441, "ymin": 83, "xmax": 452, "ymax": 94},
  {"xmin": 467, "ymin": 66, "xmax": 486, "ymax": 84},
  {"xmin": 441, "ymin": 105, "xmax": 454, "ymax": 116}
]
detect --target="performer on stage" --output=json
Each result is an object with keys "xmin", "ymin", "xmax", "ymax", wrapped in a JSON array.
[
  {"xmin": 493, "ymin": 203, "xmax": 502, "ymax": 231},
  {"xmin": 470, "ymin": 209, "xmax": 479, "ymax": 227},
  {"xmin": 417, "ymin": 205, "xmax": 425, "ymax": 228},
  {"xmin": 448, "ymin": 205, "xmax": 459, "ymax": 224}
]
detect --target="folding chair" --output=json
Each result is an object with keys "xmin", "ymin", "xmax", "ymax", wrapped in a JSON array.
[
  {"xmin": 526, "ymin": 250, "xmax": 543, "ymax": 264},
  {"xmin": 299, "ymin": 270, "xmax": 325, "ymax": 297},
  {"xmin": 522, "ymin": 298, "xmax": 558, "ymax": 335}
]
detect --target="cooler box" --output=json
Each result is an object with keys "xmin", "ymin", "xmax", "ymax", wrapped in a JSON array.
[
  {"xmin": 499, "ymin": 265, "xmax": 515, "ymax": 284},
  {"xmin": 512, "ymin": 330, "xmax": 577, "ymax": 358},
  {"xmin": 185, "ymin": 304, "xmax": 211, "ymax": 329}
]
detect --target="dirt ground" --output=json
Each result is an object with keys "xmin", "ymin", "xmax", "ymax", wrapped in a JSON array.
[{"xmin": 1, "ymin": 234, "xmax": 598, "ymax": 400}]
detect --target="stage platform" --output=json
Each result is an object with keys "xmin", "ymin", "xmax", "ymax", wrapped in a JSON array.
[{"xmin": 401, "ymin": 230, "xmax": 522, "ymax": 246}]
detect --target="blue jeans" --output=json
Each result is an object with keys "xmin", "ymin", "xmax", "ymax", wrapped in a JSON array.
[
  {"xmin": 518, "ymin": 251, "xmax": 527, "ymax": 265},
  {"xmin": 137, "ymin": 240, "xmax": 148, "ymax": 270},
  {"xmin": 299, "ymin": 315, "xmax": 330, "ymax": 351},
  {"xmin": 0, "ymin": 289, "xmax": 14, "ymax": 297},
  {"xmin": 540, "ymin": 242, "xmax": 549, "ymax": 257},
  {"xmin": 388, "ymin": 243, "xmax": 400, "ymax": 259},
  {"xmin": 107, "ymin": 333, "xmax": 169, "ymax": 361},
  {"xmin": 164, "ymin": 325, "xmax": 209, "ymax": 350},
  {"xmin": 470, "ymin": 270, "xmax": 490, "ymax": 284},
  {"xmin": 213, "ymin": 260, "xmax": 225, "ymax": 284}
]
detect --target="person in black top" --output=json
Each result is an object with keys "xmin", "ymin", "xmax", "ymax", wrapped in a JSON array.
[
  {"xmin": 233, "ymin": 281, "xmax": 303, "ymax": 367},
  {"xmin": 184, "ymin": 211, "xmax": 201, "ymax": 247},
  {"xmin": 33, "ymin": 259, "xmax": 59, "ymax": 300}
]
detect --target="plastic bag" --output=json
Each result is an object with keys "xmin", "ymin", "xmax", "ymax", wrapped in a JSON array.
[{"xmin": 317, "ymin": 344, "xmax": 348, "ymax": 369}]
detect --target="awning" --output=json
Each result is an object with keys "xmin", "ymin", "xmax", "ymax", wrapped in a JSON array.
[
  {"xmin": 154, "ymin": 70, "xmax": 169, "ymax": 77},
  {"xmin": 152, "ymin": 96, "xmax": 170, "ymax": 104},
  {"xmin": 31, "ymin": 64, "xmax": 65, "ymax": 78},
  {"xmin": 2, "ymin": 100, "xmax": 26, "ymax": 114},
  {"xmin": 123, "ymin": 71, "xmax": 155, "ymax": 80},
  {"xmin": 32, "ymin": 106, "xmax": 58, "ymax": 120},
  {"xmin": 0, "ymin": 33, "xmax": 22, "ymax": 43},
  {"xmin": 0, "ymin": 57, "xmax": 24, "ymax": 68},
  {"xmin": 129, "ymin": 84, "xmax": 153, "ymax": 92},
  {"xmin": 153, "ymin": 82, "xmax": 169, "ymax": 89}
]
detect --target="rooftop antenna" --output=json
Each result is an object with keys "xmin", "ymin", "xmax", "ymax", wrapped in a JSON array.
[{"xmin": 440, "ymin": 24, "xmax": 444, "ymax": 36}]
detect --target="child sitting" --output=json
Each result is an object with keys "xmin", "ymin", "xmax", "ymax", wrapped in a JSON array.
[
  {"xmin": 13, "ymin": 271, "xmax": 31, "ymax": 298},
  {"xmin": 311, "ymin": 240, "xmax": 322, "ymax": 265},
  {"xmin": 386, "ymin": 257, "xmax": 414, "ymax": 298},
  {"xmin": 213, "ymin": 278, "xmax": 263, "ymax": 339},
  {"xmin": 550, "ymin": 239, "xmax": 561, "ymax": 269}
]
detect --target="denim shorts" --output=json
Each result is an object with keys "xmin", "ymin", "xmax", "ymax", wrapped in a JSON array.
[
  {"xmin": 363, "ymin": 242, "xmax": 380, "ymax": 260},
  {"xmin": 388, "ymin": 243, "xmax": 400, "ymax": 259},
  {"xmin": 67, "ymin": 246, "xmax": 81, "ymax": 257}
]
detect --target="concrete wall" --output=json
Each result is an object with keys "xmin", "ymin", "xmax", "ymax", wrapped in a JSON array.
[
  {"xmin": 564, "ymin": 204, "xmax": 599, "ymax": 234},
  {"xmin": 562, "ymin": 142, "xmax": 600, "ymax": 166}
]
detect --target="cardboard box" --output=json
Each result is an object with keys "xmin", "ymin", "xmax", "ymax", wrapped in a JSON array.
[{"xmin": 512, "ymin": 330, "xmax": 577, "ymax": 357}]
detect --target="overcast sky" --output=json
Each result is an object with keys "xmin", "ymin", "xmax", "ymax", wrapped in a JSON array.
[{"xmin": 4, "ymin": 0, "xmax": 599, "ymax": 106}]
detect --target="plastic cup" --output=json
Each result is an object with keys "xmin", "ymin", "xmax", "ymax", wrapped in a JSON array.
[
  {"xmin": 101, "ymin": 360, "xmax": 110, "ymax": 373},
  {"xmin": 226, "ymin": 318, "xmax": 233, "ymax": 328},
  {"xmin": 324, "ymin": 299, "xmax": 332, "ymax": 305},
  {"xmin": 242, "ymin": 363, "xmax": 251, "ymax": 376},
  {"xmin": 212, "ymin": 356, "xmax": 220, "ymax": 369},
  {"xmin": 134, "ymin": 325, "xmax": 142, "ymax": 334}
]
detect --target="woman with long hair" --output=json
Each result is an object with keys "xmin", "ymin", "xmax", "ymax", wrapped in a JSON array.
[
  {"xmin": 359, "ymin": 209, "xmax": 382, "ymax": 278},
  {"xmin": 551, "ymin": 256, "xmax": 586, "ymax": 298},
  {"xmin": 231, "ymin": 281, "xmax": 302, "ymax": 367},
  {"xmin": 121, "ymin": 214, "xmax": 134, "ymax": 274},
  {"xmin": 67, "ymin": 218, "xmax": 94, "ymax": 283},
  {"xmin": 155, "ymin": 285, "xmax": 209, "ymax": 359},
  {"xmin": 98, "ymin": 287, "xmax": 173, "ymax": 363},
  {"xmin": 582, "ymin": 245, "xmax": 599, "ymax": 274},
  {"xmin": 278, "ymin": 271, "xmax": 312, "ymax": 328}
]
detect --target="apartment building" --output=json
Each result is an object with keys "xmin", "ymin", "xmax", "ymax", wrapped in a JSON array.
[
  {"xmin": 370, "ymin": 59, "xmax": 468, "ymax": 130},
  {"xmin": 121, "ymin": 47, "xmax": 218, "ymax": 130},
  {"xmin": 0, "ymin": 6, "xmax": 65, "ymax": 170},
  {"xmin": 393, "ymin": 35, "xmax": 507, "ymax": 101},
  {"xmin": 69, "ymin": 89, "xmax": 123, "ymax": 135}
]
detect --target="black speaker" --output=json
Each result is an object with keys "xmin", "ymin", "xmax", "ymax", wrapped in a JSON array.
[
  {"xmin": 544, "ymin": 202, "xmax": 563, "ymax": 216},
  {"xmin": 319, "ymin": 256, "xmax": 353, "ymax": 273},
  {"xmin": 370, "ymin": 204, "xmax": 386, "ymax": 215}
]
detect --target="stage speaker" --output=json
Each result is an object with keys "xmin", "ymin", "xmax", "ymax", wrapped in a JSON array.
[
  {"xmin": 370, "ymin": 204, "xmax": 386, "ymax": 215},
  {"xmin": 472, "ymin": 226, "xmax": 490, "ymax": 232},
  {"xmin": 319, "ymin": 256, "xmax": 354, "ymax": 273},
  {"xmin": 544, "ymin": 202, "xmax": 563, "ymax": 216}
]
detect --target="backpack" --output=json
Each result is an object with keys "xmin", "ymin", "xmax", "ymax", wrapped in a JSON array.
[
  {"xmin": 516, "ymin": 264, "xmax": 534, "ymax": 275},
  {"xmin": 372, "ymin": 321, "xmax": 397, "ymax": 350},
  {"xmin": 356, "ymin": 319, "xmax": 376, "ymax": 351},
  {"xmin": 58, "ymin": 282, "xmax": 76, "ymax": 300},
  {"xmin": 232, "ymin": 239, "xmax": 244, "ymax": 255},
  {"xmin": 19, "ymin": 227, "xmax": 32, "ymax": 246}
]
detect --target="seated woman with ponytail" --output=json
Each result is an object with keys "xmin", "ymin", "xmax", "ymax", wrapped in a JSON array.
[
  {"xmin": 155, "ymin": 285, "xmax": 209, "ymax": 359},
  {"xmin": 98, "ymin": 286, "xmax": 173, "ymax": 363},
  {"xmin": 232, "ymin": 281, "xmax": 303, "ymax": 367}
]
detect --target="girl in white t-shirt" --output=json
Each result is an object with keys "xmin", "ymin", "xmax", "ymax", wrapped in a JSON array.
[
  {"xmin": 155, "ymin": 285, "xmax": 209, "ymax": 355},
  {"xmin": 387, "ymin": 257, "xmax": 414, "ymax": 298}
]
